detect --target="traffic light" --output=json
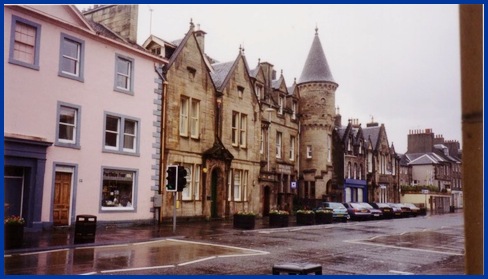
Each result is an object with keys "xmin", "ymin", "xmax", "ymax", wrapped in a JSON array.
[
  {"xmin": 166, "ymin": 165, "xmax": 177, "ymax": 192},
  {"xmin": 177, "ymin": 166, "xmax": 187, "ymax": 192}
]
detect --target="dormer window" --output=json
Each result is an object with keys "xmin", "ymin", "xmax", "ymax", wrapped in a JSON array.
[{"xmin": 151, "ymin": 47, "xmax": 161, "ymax": 56}]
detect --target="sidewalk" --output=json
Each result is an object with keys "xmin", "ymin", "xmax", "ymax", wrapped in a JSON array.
[{"xmin": 6, "ymin": 217, "xmax": 277, "ymax": 254}]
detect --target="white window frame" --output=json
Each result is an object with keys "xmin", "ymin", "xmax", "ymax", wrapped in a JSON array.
[
  {"xmin": 59, "ymin": 33, "xmax": 84, "ymax": 81},
  {"xmin": 234, "ymin": 170, "xmax": 241, "ymax": 201},
  {"xmin": 9, "ymin": 15, "xmax": 41, "ymax": 70},
  {"xmin": 289, "ymin": 136, "xmax": 295, "ymax": 161},
  {"xmin": 239, "ymin": 113, "xmax": 247, "ymax": 148},
  {"xmin": 190, "ymin": 98, "xmax": 200, "ymax": 139},
  {"xmin": 180, "ymin": 97, "xmax": 189, "ymax": 136},
  {"xmin": 103, "ymin": 113, "xmax": 139, "ymax": 155},
  {"xmin": 260, "ymin": 129, "xmax": 264, "ymax": 154},
  {"xmin": 276, "ymin": 132, "xmax": 282, "ymax": 158},
  {"xmin": 278, "ymin": 96, "xmax": 284, "ymax": 114},
  {"xmin": 114, "ymin": 54, "xmax": 134, "ymax": 94},
  {"xmin": 55, "ymin": 102, "xmax": 81, "ymax": 148},
  {"xmin": 232, "ymin": 111, "xmax": 247, "ymax": 148},
  {"xmin": 100, "ymin": 167, "xmax": 137, "ymax": 211},
  {"xmin": 306, "ymin": 145, "xmax": 312, "ymax": 158},
  {"xmin": 181, "ymin": 164, "xmax": 201, "ymax": 201},
  {"xmin": 232, "ymin": 111, "xmax": 239, "ymax": 146},
  {"xmin": 292, "ymin": 101, "xmax": 297, "ymax": 120}
]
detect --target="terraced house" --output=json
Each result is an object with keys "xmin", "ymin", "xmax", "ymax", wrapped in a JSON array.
[
  {"xmin": 4, "ymin": 5, "xmax": 166, "ymax": 231},
  {"xmin": 7, "ymin": 5, "xmax": 451, "ymax": 229}
]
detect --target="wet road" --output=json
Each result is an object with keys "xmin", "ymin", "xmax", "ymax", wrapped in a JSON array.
[{"xmin": 4, "ymin": 213, "xmax": 465, "ymax": 275}]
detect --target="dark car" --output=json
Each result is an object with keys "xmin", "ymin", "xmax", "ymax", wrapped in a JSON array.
[
  {"xmin": 343, "ymin": 202, "xmax": 371, "ymax": 221},
  {"xmin": 403, "ymin": 203, "xmax": 421, "ymax": 217},
  {"xmin": 358, "ymin": 202, "xmax": 383, "ymax": 219},
  {"xmin": 316, "ymin": 202, "xmax": 350, "ymax": 222},
  {"xmin": 389, "ymin": 203, "xmax": 411, "ymax": 218},
  {"xmin": 369, "ymin": 202, "xmax": 395, "ymax": 219}
]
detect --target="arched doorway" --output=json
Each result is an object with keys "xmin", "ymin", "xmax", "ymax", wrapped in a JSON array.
[{"xmin": 263, "ymin": 186, "xmax": 271, "ymax": 216}]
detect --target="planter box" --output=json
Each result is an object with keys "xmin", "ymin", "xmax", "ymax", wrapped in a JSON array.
[
  {"xmin": 269, "ymin": 214, "xmax": 289, "ymax": 227},
  {"xmin": 233, "ymin": 214, "xmax": 256, "ymax": 230},
  {"xmin": 4, "ymin": 223, "xmax": 24, "ymax": 249},
  {"xmin": 296, "ymin": 213, "xmax": 315, "ymax": 226},
  {"xmin": 315, "ymin": 212, "xmax": 333, "ymax": 224}
]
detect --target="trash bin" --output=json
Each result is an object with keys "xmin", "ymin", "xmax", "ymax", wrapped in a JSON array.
[
  {"xmin": 74, "ymin": 215, "xmax": 97, "ymax": 244},
  {"xmin": 419, "ymin": 207, "xmax": 427, "ymax": 216},
  {"xmin": 450, "ymin": 206, "xmax": 455, "ymax": 213}
]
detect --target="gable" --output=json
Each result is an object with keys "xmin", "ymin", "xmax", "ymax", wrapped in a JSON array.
[{"xmin": 25, "ymin": 5, "xmax": 93, "ymax": 31}]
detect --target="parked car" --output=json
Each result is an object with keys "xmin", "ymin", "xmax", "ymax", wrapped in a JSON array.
[
  {"xmin": 358, "ymin": 202, "xmax": 383, "ymax": 219},
  {"xmin": 316, "ymin": 202, "xmax": 350, "ymax": 222},
  {"xmin": 403, "ymin": 203, "xmax": 421, "ymax": 217},
  {"xmin": 343, "ymin": 202, "xmax": 371, "ymax": 221},
  {"xmin": 388, "ymin": 203, "xmax": 411, "ymax": 218},
  {"xmin": 369, "ymin": 202, "xmax": 395, "ymax": 219}
]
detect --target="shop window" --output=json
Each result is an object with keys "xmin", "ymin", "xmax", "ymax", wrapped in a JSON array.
[{"xmin": 101, "ymin": 168, "xmax": 136, "ymax": 210}]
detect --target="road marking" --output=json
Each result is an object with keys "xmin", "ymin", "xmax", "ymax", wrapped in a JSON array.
[
  {"xmin": 19, "ymin": 248, "xmax": 69, "ymax": 256},
  {"xmin": 178, "ymin": 256, "xmax": 216, "ymax": 266},
  {"xmin": 167, "ymin": 238, "xmax": 268, "ymax": 255},
  {"xmin": 344, "ymin": 239, "xmax": 464, "ymax": 256},
  {"xmin": 100, "ymin": 264, "xmax": 175, "ymax": 273},
  {"xmin": 389, "ymin": 270, "xmax": 414, "ymax": 275},
  {"xmin": 79, "ymin": 272, "xmax": 98, "ymax": 275}
]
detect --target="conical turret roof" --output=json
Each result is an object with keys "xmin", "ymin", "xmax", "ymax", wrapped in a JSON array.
[{"xmin": 298, "ymin": 28, "xmax": 335, "ymax": 84}]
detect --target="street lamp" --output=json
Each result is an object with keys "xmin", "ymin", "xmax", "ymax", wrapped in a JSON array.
[{"xmin": 265, "ymin": 108, "xmax": 275, "ymax": 172}]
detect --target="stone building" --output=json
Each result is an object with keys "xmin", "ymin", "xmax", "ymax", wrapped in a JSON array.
[
  {"xmin": 362, "ymin": 121, "xmax": 400, "ymax": 203},
  {"xmin": 250, "ymin": 61, "xmax": 299, "ymax": 214},
  {"xmin": 297, "ymin": 28, "xmax": 338, "ymax": 206},
  {"xmin": 332, "ymin": 119, "xmax": 367, "ymax": 202},
  {"xmin": 401, "ymin": 129, "xmax": 463, "ymax": 208}
]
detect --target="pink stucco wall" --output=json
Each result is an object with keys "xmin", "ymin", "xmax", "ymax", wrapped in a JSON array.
[{"xmin": 4, "ymin": 6, "xmax": 163, "ymax": 224}]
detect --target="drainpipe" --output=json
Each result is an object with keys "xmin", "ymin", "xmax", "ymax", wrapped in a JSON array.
[{"xmin": 155, "ymin": 65, "xmax": 168, "ymax": 224}]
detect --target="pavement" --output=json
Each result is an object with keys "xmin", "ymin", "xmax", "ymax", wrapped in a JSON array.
[{"xmin": 5, "ymin": 217, "xmax": 278, "ymax": 254}]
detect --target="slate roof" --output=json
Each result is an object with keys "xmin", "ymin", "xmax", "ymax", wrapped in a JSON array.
[
  {"xmin": 405, "ymin": 152, "xmax": 447, "ymax": 165},
  {"xmin": 210, "ymin": 61, "xmax": 234, "ymax": 90},
  {"xmin": 249, "ymin": 67, "xmax": 259, "ymax": 78},
  {"xmin": 361, "ymin": 126, "xmax": 381, "ymax": 149},
  {"xmin": 298, "ymin": 28, "xmax": 335, "ymax": 84},
  {"xmin": 87, "ymin": 20, "xmax": 148, "ymax": 53}
]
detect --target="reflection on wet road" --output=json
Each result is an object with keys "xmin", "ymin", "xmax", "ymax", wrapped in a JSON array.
[
  {"xmin": 4, "ymin": 239, "xmax": 269, "ymax": 275},
  {"xmin": 345, "ymin": 229, "xmax": 465, "ymax": 256}
]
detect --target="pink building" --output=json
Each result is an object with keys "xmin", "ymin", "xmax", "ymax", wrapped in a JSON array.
[{"xmin": 4, "ymin": 5, "xmax": 166, "ymax": 231}]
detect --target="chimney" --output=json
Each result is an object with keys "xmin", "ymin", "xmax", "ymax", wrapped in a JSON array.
[
  {"xmin": 194, "ymin": 24, "xmax": 207, "ymax": 54},
  {"xmin": 334, "ymin": 107, "xmax": 341, "ymax": 127},
  {"xmin": 82, "ymin": 5, "xmax": 139, "ymax": 44}
]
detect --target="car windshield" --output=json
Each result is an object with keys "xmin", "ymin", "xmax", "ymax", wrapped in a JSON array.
[
  {"xmin": 359, "ymin": 203, "xmax": 373, "ymax": 209},
  {"xmin": 325, "ymin": 202, "xmax": 345, "ymax": 209}
]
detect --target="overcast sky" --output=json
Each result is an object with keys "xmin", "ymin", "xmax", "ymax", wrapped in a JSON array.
[{"xmin": 78, "ymin": 4, "xmax": 462, "ymax": 153}]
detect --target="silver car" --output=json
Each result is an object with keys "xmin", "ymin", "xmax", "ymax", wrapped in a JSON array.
[{"xmin": 317, "ymin": 202, "xmax": 350, "ymax": 222}]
